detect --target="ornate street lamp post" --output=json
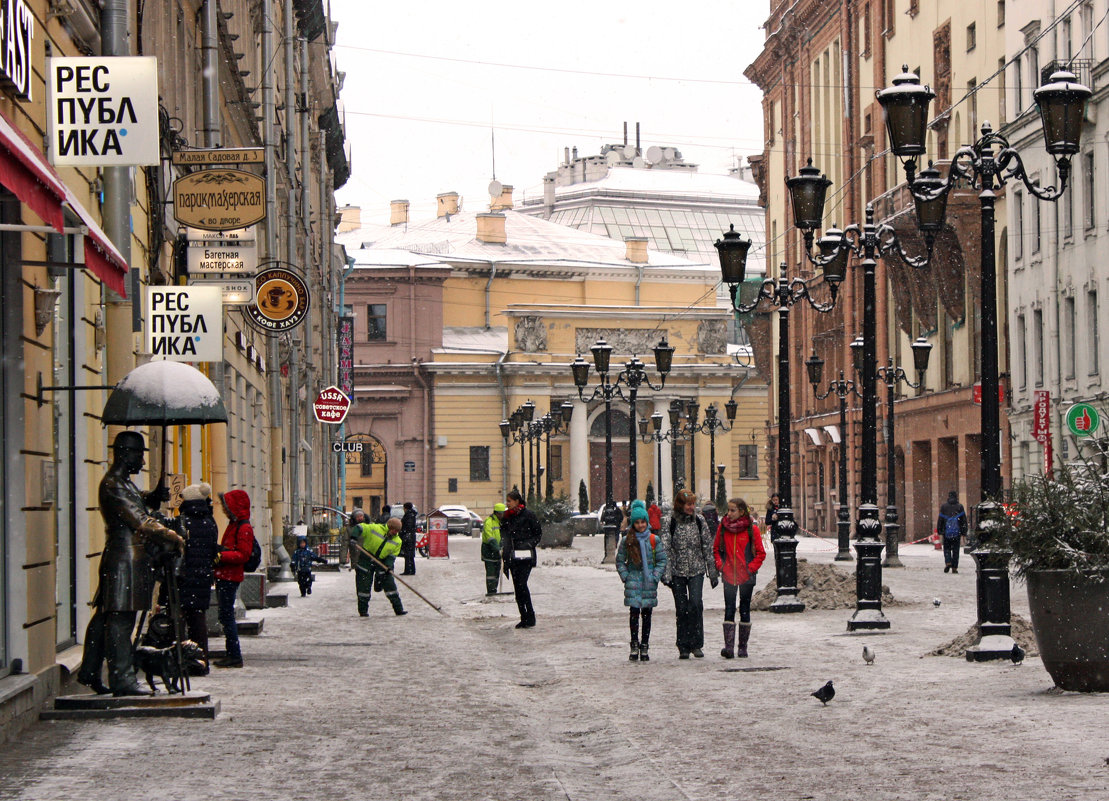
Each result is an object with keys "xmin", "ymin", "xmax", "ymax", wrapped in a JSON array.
[
  {"xmin": 876, "ymin": 339, "xmax": 932, "ymax": 567},
  {"xmin": 638, "ymin": 413, "xmax": 667, "ymax": 506},
  {"xmin": 805, "ymin": 352, "xmax": 858, "ymax": 562},
  {"xmin": 499, "ymin": 401, "xmax": 536, "ymax": 495},
  {"xmin": 539, "ymin": 403, "xmax": 574, "ymax": 500},
  {"xmin": 692, "ymin": 400, "xmax": 737, "ymax": 504},
  {"xmin": 571, "ymin": 338, "xmax": 671, "ymax": 562},
  {"xmin": 620, "ymin": 348, "xmax": 673, "ymax": 504},
  {"xmin": 715, "ymin": 225, "xmax": 845, "ymax": 612},
  {"xmin": 786, "ymin": 159, "xmax": 932, "ymax": 630},
  {"xmin": 668, "ymin": 400, "xmax": 686, "ymax": 492},
  {"xmin": 878, "ymin": 65, "xmax": 1089, "ymax": 658}
]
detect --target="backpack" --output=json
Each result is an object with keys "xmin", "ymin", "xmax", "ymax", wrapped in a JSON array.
[
  {"xmin": 942, "ymin": 511, "xmax": 964, "ymax": 538},
  {"xmin": 237, "ymin": 522, "xmax": 262, "ymax": 572}
]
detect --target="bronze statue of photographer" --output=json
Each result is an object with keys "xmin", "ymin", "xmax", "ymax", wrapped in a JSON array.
[{"xmin": 77, "ymin": 431, "xmax": 184, "ymax": 697}]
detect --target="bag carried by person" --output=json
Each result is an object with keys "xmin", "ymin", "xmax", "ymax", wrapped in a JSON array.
[
  {"xmin": 941, "ymin": 511, "xmax": 964, "ymax": 538},
  {"xmin": 243, "ymin": 529, "xmax": 263, "ymax": 572}
]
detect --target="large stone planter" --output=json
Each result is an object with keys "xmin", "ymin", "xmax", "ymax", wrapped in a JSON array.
[
  {"xmin": 539, "ymin": 521, "xmax": 575, "ymax": 548},
  {"xmin": 569, "ymin": 514, "xmax": 597, "ymax": 537},
  {"xmin": 1026, "ymin": 569, "xmax": 1109, "ymax": 692}
]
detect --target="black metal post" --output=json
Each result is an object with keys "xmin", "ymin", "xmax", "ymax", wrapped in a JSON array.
[
  {"xmin": 657, "ymin": 437, "xmax": 664, "ymax": 505},
  {"xmin": 689, "ymin": 409, "xmax": 698, "ymax": 496},
  {"xmin": 628, "ymin": 386, "xmax": 638, "ymax": 504},
  {"xmin": 835, "ymin": 383, "xmax": 853, "ymax": 561},
  {"xmin": 966, "ymin": 161, "xmax": 1013, "ymax": 661},
  {"xmin": 602, "ymin": 388, "xmax": 617, "ymax": 562},
  {"xmin": 882, "ymin": 364, "xmax": 903, "ymax": 567},
  {"xmin": 770, "ymin": 295, "xmax": 804, "ymax": 613},
  {"xmin": 848, "ymin": 207, "xmax": 889, "ymax": 631},
  {"xmin": 518, "ymin": 437, "xmax": 525, "ymax": 495},
  {"xmin": 544, "ymin": 426, "xmax": 554, "ymax": 500}
]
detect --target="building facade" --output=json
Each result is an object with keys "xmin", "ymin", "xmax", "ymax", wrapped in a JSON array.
[
  {"xmin": 745, "ymin": 0, "xmax": 1011, "ymax": 542},
  {"xmin": 1, "ymin": 0, "xmax": 346, "ymax": 741},
  {"xmin": 339, "ymin": 196, "xmax": 769, "ymax": 516}
]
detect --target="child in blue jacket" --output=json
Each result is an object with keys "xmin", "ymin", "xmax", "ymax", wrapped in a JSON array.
[
  {"xmin": 290, "ymin": 535, "xmax": 327, "ymax": 596},
  {"xmin": 615, "ymin": 500, "xmax": 668, "ymax": 663}
]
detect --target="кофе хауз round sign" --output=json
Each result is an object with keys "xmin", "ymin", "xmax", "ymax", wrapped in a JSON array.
[{"xmin": 245, "ymin": 267, "xmax": 310, "ymax": 332}]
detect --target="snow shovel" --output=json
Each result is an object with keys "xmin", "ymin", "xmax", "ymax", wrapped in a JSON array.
[{"xmin": 351, "ymin": 542, "xmax": 447, "ymax": 616}]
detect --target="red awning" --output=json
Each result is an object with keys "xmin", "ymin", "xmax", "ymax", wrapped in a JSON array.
[{"xmin": 0, "ymin": 108, "xmax": 129, "ymax": 297}]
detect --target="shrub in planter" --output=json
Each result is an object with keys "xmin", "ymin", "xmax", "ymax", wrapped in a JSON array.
[{"xmin": 994, "ymin": 459, "xmax": 1109, "ymax": 692}]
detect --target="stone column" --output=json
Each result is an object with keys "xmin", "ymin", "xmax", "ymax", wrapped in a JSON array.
[{"xmin": 569, "ymin": 397, "xmax": 590, "ymax": 509}]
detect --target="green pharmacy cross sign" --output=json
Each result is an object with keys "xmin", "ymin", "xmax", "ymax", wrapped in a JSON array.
[{"xmin": 1066, "ymin": 403, "xmax": 1101, "ymax": 438}]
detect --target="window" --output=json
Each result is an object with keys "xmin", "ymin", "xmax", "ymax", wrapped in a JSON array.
[
  {"xmin": 550, "ymin": 444, "xmax": 563, "ymax": 481},
  {"xmin": 967, "ymin": 79, "xmax": 978, "ymax": 140},
  {"xmin": 1084, "ymin": 151, "xmax": 1096, "ymax": 230},
  {"xmin": 1033, "ymin": 309, "xmax": 1044, "ymax": 386},
  {"xmin": 1065, "ymin": 296, "xmax": 1076, "ymax": 380},
  {"xmin": 1031, "ymin": 184, "xmax": 1041, "ymax": 255},
  {"xmin": 469, "ymin": 446, "xmax": 490, "ymax": 482},
  {"xmin": 1014, "ymin": 56, "xmax": 1023, "ymax": 114},
  {"xmin": 999, "ymin": 58, "xmax": 1007, "ymax": 124},
  {"xmin": 967, "ymin": 22, "xmax": 976, "ymax": 51},
  {"xmin": 1063, "ymin": 173, "xmax": 1074, "ymax": 239},
  {"xmin": 1090, "ymin": 290, "xmax": 1100, "ymax": 375},
  {"xmin": 352, "ymin": 495, "xmax": 363, "ymax": 510},
  {"xmin": 448, "ymin": 478, "xmax": 458, "ymax": 493},
  {"xmin": 739, "ymin": 444, "xmax": 758, "ymax": 478},
  {"xmin": 943, "ymin": 312, "xmax": 955, "ymax": 388},
  {"xmin": 863, "ymin": 2, "xmax": 872, "ymax": 58},
  {"xmin": 884, "ymin": 0, "xmax": 895, "ymax": 35},
  {"xmin": 360, "ymin": 448, "xmax": 374, "ymax": 477},
  {"xmin": 1017, "ymin": 314, "xmax": 1027, "ymax": 388},
  {"xmin": 997, "ymin": 0, "xmax": 1005, "ymax": 28},
  {"xmin": 818, "ymin": 462, "xmax": 826, "ymax": 503},
  {"xmin": 909, "ymin": 0, "xmax": 919, "ymax": 17},
  {"xmin": 367, "ymin": 303, "xmax": 387, "ymax": 341},
  {"xmin": 1014, "ymin": 190, "xmax": 1024, "ymax": 261}
]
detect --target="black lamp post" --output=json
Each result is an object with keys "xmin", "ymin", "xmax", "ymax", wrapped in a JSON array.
[
  {"xmin": 878, "ymin": 65, "xmax": 1089, "ymax": 659},
  {"xmin": 875, "ymin": 338, "xmax": 932, "ymax": 568},
  {"xmin": 539, "ymin": 403, "xmax": 574, "ymax": 501},
  {"xmin": 785, "ymin": 157, "xmax": 933, "ymax": 631},
  {"xmin": 805, "ymin": 352, "xmax": 858, "ymax": 562},
  {"xmin": 715, "ymin": 224, "xmax": 844, "ymax": 613},
  {"xmin": 668, "ymin": 400, "xmax": 686, "ymax": 492},
  {"xmin": 500, "ymin": 401, "xmax": 536, "ymax": 495},
  {"xmin": 620, "ymin": 347, "xmax": 673, "ymax": 505},
  {"xmin": 639, "ymin": 410, "xmax": 674, "ymax": 506},
  {"xmin": 572, "ymin": 338, "xmax": 671, "ymax": 562},
  {"xmin": 692, "ymin": 401, "xmax": 737, "ymax": 504}
]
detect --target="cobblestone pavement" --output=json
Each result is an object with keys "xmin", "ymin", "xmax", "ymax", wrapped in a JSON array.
[{"xmin": 1, "ymin": 535, "xmax": 1107, "ymax": 801}]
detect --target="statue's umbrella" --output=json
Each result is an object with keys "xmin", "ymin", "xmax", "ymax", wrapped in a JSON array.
[{"xmin": 102, "ymin": 360, "xmax": 228, "ymax": 480}]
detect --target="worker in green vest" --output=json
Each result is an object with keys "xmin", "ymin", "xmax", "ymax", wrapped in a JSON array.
[
  {"xmin": 349, "ymin": 517, "xmax": 406, "ymax": 617},
  {"xmin": 481, "ymin": 503, "xmax": 506, "ymax": 596}
]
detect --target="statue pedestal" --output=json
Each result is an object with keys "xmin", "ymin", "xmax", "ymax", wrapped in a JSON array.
[{"xmin": 41, "ymin": 691, "xmax": 219, "ymax": 720}]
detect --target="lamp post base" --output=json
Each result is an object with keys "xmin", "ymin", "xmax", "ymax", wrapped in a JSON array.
[
  {"xmin": 882, "ymin": 519, "xmax": 903, "ymax": 567},
  {"xmin": 834, "ymin": 515, "xmax": 853, "ymax": 561},
  {"xmin": 848, "ymin": 539, "xmax": 890, "ymax": 631},
  {"xmin": 964, "ymin": 543, "xmax": 1014, "ymax": 661},
  {"xmin": 602, "ymin": 526, "xmax": 618, "ymax": 565},
  {"xmin": 768, "ymin": 535, "xmax": 806, "ymax": 614}
]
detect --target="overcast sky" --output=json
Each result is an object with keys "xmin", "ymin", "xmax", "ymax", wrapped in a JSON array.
[{"xmin": 329, "ymin": 0, "xmax": 771, "ymax": 225}]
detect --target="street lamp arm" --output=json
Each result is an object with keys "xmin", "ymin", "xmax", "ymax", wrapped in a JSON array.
[
  {"xmin": 786, "ymin": 275, "xmax": 838, "ymax": 314},
  {"xmin": 727, "ymin": 277, "xmax": 776, "ymax": 314},
  {"xmin": 814, "ymin": 376, "xmax": 859, "ymax": 401},
  {"xmin": 998, "ymin": 147, "xmax": 1071, "ymax": 201},
  {"xmin": 875, "ymin": 222, "xmax": 933, "ymax": 269},
  {"xmin": 876, "ymin": 363, "xmax": 925, "ymax": 390}
]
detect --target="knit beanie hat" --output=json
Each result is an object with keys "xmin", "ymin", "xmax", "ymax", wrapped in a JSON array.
[
  {"xmin": 181, "ymin": 482, "xmax": 212, "ymax": 502},
  {"xmin": 629, "ymin": 500, "xmax": 648, "ymax": 524}
]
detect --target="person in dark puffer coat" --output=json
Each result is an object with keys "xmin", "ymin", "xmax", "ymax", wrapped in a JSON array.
[
  {"xmin": 176, "ymin": 482, "xmax": 219, "ymax": 662},
  {"xmin": 616, "ymin": 500, "xmax": 668, "ymax": 662}
]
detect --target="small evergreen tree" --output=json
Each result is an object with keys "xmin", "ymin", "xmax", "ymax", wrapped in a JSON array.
[
  {"xmin": 645, "ymin": 481, "xmax": 655, "ymax": 506},
  {"xmin": 578, "ymin": 479, "xmax": 589, "ymax": 514},
  {"xmin": 715, "ymin": 472, "xmax": 727, "ymax": 513}
]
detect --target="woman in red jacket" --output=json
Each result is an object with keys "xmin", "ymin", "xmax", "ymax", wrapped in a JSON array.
[
  {"xmin": 213, "ymin": 489, "xmax": 254, "ymax": 668},
  {"xmin": 712, "ymin": 498, "xmax": 766, "ymax": 659}
]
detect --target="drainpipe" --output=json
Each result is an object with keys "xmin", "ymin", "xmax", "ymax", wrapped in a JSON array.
[
  {"xmin": 201, "ymin": 0, "xmax": 229, "ymax": 507},
  {"xmin": 495, "ymin": 349, "xmax": 510, "ymax": 492},
  {"xmin": 634, "ymin": 263, "xmax": 644, "ymax": 306},
  {"xmin": 101, "ymin": 0, "xmax": 133, "ymax": 410},
  {"xmin": 284, "ymin": 0, "xmax": 302, "ymax": 532},
  {"xmin": 297, "ymin": 35, "xmax": 314, "ymax": 532},
  {"xmin": 262, "ymin": 0, "xmax": 288, "ymax": 569},
  {"xmin": 484, "ymin": 265, "xmax": 497, "ymax": 329},
  {"xmin": 413, "ymin": 363, "xmax": 431, "ymax": 512},
  {"xmin": 339, "ymin": 256, "xmax": 356, "ymax": 510}
]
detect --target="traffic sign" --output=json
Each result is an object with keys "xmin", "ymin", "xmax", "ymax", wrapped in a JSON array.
[
  {"xmin": 1065, "ymin": 403, "xmax": 1100, "ymax": 437},
  {"xmin": 312, "ymin": 385, "xmax": 350, "ymax": 424}
]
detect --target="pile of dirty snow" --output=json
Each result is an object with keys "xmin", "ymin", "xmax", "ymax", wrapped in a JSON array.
[
  {"xmin": 751, "ymin": 558, "xmax": 901, "ymax": 610},
  {"xmin": 926, "ymin": 612, "xmax": 1039, "ymax": 657}
]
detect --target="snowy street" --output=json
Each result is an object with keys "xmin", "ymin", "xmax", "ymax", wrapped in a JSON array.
[{"xmin": 2, "ymin": 534, "xmax": 1107, "ymax": 801}]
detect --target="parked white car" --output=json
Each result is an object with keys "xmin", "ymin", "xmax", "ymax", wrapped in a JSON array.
[{"xmin": 436, "ymin": 505, "xmax": 483, "ymax": 536}]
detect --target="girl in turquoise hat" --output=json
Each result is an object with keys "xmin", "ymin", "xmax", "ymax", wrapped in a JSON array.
[{"xmin": 615, "ymin": 500, "xmax": 668, "ymax": 662}]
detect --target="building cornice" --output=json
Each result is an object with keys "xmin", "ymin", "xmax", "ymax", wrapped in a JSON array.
[{"xmin": 501, "ymin": 304, "xmax": 728, "ymax": 320}]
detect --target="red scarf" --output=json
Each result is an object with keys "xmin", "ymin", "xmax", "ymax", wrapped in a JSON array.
[{"xmin": 721, "ymin": 514, "xmax": 751, "ymax": 534}]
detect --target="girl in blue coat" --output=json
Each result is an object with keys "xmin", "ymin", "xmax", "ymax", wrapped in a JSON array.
[{"xmin": 616, "ymin": 500, "xmax": 668, "ymax": 663}]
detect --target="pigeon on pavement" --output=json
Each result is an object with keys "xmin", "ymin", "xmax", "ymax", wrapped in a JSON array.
[
  {"xmin": 933, "ymin": 598, "xmax": 941, "ymax": 607},
  {"xmin": 1010, "ymin": 643, "xmax": 1025, "ymax": 665},
  {"xmin": 811, "ymin": 680, "xmax": 835, "ymax": 705},
  {"xmin": 862, "ymin": 645, "xmax": 875, "ymax": 666}
]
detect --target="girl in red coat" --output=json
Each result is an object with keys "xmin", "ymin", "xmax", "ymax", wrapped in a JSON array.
[
  {"xmin": 712, "ymin": 498, "xmax": 766, "ymax": 658},
  {"xmin": 213, "ymin": 490, "xmax": 254, "ymax": 668}
]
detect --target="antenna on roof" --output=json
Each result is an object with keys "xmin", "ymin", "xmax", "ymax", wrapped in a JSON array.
[{"xmin": 490, "ymin": 106, "xmax": 497, "ymax": 181}]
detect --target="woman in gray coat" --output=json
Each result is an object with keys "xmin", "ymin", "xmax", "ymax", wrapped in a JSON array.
[{"xmin": 660, "ymin": 489, "xmax": 718, "ymax": 659}]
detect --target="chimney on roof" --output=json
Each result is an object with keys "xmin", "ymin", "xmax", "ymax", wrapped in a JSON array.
[
  {"xmin": 389, "ymin": 199, "xmax": 409, "ymax": 226},
  {"xmin": 437, "ymin": 192, "xmax": 459, "ymax": 218},
  {"xmin": 337, "ymin": 205, "xmax": 362, "ymax": 232},
  {"xmin": 490, "ymin": 184, "xmax": 514, "ymax": 211},
  {"xmin": 625, "ymin": 236, "xmax": 648, "ymax": 264},
  {"xmin": 476, "ymin": 212, "xmax": 506, "ymax": 244}
]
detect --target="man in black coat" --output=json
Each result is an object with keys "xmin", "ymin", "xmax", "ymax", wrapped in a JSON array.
[
  {"xmin": 176, "ymin": 482, "xmax": 220, "ymax": 661},
  {"xmin": 936, "ymin": 491, "xmax": 968, "ymax": 573},
  {"xmin": 400, "ymin": 502, "xmax": 418, "ymax": 575},
  {"xmin": 501, "ymin": 489, "xmax": 543, "ymax": 628}
]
